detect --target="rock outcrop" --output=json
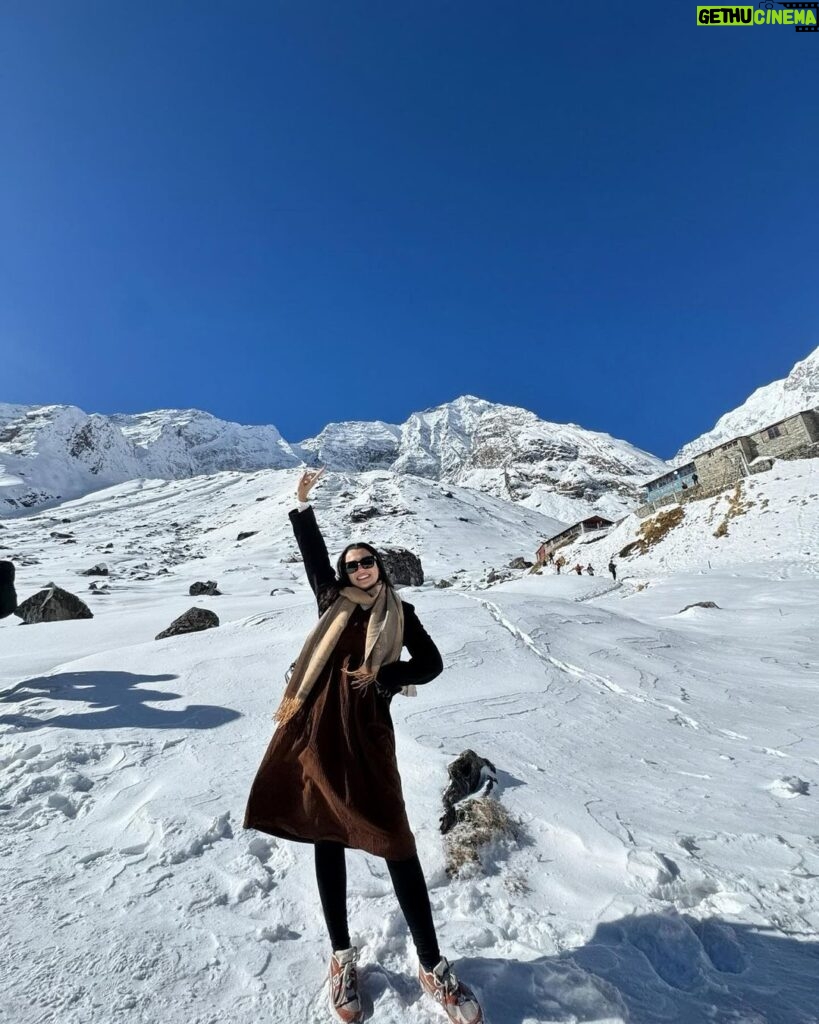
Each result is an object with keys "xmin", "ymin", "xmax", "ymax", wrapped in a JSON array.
[
  {"xmin": 155, "ymin": 607, "xmax": 219, "ymax": 640},
  {"xmin": 189, "ymin": 581, "xmax": 221, "ymax": 596},
  {"xmin": 15, "ymin": 584, "xmax": 93, "ymax": 624}
]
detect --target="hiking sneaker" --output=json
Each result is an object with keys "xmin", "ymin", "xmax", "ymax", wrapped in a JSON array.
[
  {"xmin": 419, "ymin": 956, "xmax": 483, "ymax": 1024},
  {"xmin": 328, "ymin": 946, "xmax": 363, "ymax": 1023}
]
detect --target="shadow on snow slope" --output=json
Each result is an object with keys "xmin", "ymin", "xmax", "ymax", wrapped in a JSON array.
[
  {"xmin": 0, "ymin": 670, "xmax": 240, "ymax": 731},
  {"xmin": 406, "ymin": 912, "xmax": 818, "ymax": 1024}
]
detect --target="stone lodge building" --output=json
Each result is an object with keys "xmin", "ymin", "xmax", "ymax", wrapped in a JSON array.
[{"xmin": 638, "ymin": 406, "xmax": 819, "ymax": 516}]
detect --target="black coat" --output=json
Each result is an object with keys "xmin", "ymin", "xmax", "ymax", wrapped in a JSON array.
[
  {"xmin": 288, "ymin": 506, "xmax": 443, "ymax": 696},
  {"xmin": 0, "ymin": 561, "xmax": 17, "ymax": 620}
]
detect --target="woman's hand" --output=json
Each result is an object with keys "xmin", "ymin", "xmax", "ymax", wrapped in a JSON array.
[{"xmin": 297, "ymin": 466, "xmax": 325, "ymax": 503}]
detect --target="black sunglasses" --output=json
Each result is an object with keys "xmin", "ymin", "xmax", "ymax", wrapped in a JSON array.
[{"xmin": 344, "ymin": 555, "xmax": 376, "ymax": 574}]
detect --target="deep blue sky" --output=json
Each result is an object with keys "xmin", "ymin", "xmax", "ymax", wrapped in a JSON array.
[{"xmin": 2, "ymin": 2, "xmax": 817, "ymax": 459}]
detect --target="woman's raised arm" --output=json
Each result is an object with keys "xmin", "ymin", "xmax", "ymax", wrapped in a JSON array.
[
  {"xmin": 289, "ymin": 504, "xmax": 336, "ymax": 600},
  {"xmin": 289, "ymin": 467, "xmax": 336, "ymax": 603}
]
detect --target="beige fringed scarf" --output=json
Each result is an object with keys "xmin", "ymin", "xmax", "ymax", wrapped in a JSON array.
[{"xmin": 274, "ymin": 582, "xmax": 405, "ymax": 726}]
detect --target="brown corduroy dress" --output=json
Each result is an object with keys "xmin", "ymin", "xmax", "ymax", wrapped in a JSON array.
[{"xmin": 243, "ymin": 505, "xmax": 443, "ymax": 860}]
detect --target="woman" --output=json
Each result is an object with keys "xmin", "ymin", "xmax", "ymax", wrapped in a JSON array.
[{"xmin": 244, "ymin": 468, "xmax": 483, "ymax": 1024}]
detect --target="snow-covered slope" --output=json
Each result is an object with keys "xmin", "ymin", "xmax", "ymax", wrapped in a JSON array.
[
  {"xmin": 675, "ymin": 345, "xmax": 819, "ymax": 463},
  {"xmin": 1, "ymin": 459, "xmax": 817, "ymax": 1024},
  {"xmin": 0, "ymin": 396, "xmax": 664, "ymax": 521},
  {"xmin": 110, "ymin": 408, "xmax": 300, "ymax": 476},
  {"xmin": 0, "ymin": 468, "xmax": 564, "ymax": 593},
  {"xmin": 0, "ymin": 404, "xmax": 146, "ymax": 511},
  {"xmin": 0, "ymin": 405, "xmax": 302, "ymax": 512}
]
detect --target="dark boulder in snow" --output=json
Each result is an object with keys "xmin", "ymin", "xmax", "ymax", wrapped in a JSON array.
[
  {"xmin": 79, "ymin": 563, "xmax": 109, "ymax": 576},
  {"xmin": 777, "ymin": 776, "xmax": 810, "ymax": 797},
  {"xmin": 439, "ymin": 750, "xmax": 524, "ymax": 879},
  {"xmin": 189, "ymin": 580, "xmax": 221, "ymax": 596},
  {"xmin": 440, "ymin": 749, "xmax": 498, "ymax": 834},
  {"xmin": 348, "ymin": 506, "xmax": 380, "ymax": 523},
  {"xmin": 155, "ymin": 607, "xmax": 219, "ymax": 640},
  {"xmin": 236, "ymin": 531, "xmax": 258, "ymax": 542},
  {"xmin": 380, "ymin": 546, "xmax": 424, "ymax": 587},
  {"xmin": 15, "ymin": 584, "xmax": 93, "ymax": 624}
]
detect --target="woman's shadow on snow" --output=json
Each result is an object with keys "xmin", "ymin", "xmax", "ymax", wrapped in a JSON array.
[
  {"xmin": 366, "ymin": 911, "xmax": 819, "ymax": 1024},
  {"xmin": 0, "ymin": 670, "xmax": 240, "ymax": 730}
]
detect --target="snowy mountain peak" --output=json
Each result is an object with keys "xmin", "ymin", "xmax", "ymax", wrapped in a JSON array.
[
  {"xmin": 296, "ymin": 419, "xmax": 402, "ymax": 472},
  {"xmin": 0, "ymin": 405, "xmax": 302, "ymax": 512},
  {"xmin": 295, "ymin": 394, "xmax": 663, "ymax": 521},
  {"xmin": 389, "ymin": 396, "xmax": 665, "ymax": 520},
  {"xmin": 0, "ymin": 394, "xmax": 664, "ymax": 520},
  {"xmin": 675, "ymin": 344, "xmax": 819, "ymax": 463}
]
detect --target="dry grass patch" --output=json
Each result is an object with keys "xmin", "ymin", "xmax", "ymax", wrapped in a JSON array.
[
  {"xmin": 620, "ymin": 506, "xmax": 685, "ymax": 558},
  {"xmin": 713, "ymin": 481, "xmax": 755, "ymax": 539},
  {"xmin": 444, "ymin": 797, "xmax": 524, "ymax": 878}
]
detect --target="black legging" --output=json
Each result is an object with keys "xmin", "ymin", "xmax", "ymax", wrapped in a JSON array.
[{"xmin": 314, "ymin": 840, "xmax": 441, "ymax": 970}]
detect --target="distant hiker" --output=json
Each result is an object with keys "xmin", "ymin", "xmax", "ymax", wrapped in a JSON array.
[
  {"xmin": 555, "ymin": 555, "xmax": 565, "ymax": 575},
  {"xmin": 586, "ymin": 564, "xmax": 594, "ymax": 576},
  {"xmin": 0, "ymin": 561, "xmax": 17, "ymax": 619},
  {"xmin": 244, "ymin": 467, "xmax": 483, "ymax": 1024},
  {"xmin": 608, "ymin": 559, "xmax": 617, "ymax": 581},
  {"xmin": 574, "ymin": 564, "xmax": 583, "ymax": 576}
]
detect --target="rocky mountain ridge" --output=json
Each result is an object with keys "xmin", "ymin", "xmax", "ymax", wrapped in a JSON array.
[
  {"xmin": 5, "ymin": 342, "xmax": 815, "ymax": 522},
  {"xmin": 0, "ymin": 396, "xmax": 664, "ymax": 521}
]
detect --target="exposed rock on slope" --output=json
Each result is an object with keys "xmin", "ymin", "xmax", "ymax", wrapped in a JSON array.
[{"xmin": 15, "ymin": 584, "xmax": 93, "ymax": 624}]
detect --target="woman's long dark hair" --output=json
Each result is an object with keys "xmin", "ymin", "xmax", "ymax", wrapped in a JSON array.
[{"xmin": 316, "ymin": 541, "xmax": 394, "ymax": 615}]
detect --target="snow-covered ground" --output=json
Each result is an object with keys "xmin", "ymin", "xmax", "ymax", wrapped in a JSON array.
[{"xmin": 1, "ymin": 464, "xmax": 817, "ymax": 1024}]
